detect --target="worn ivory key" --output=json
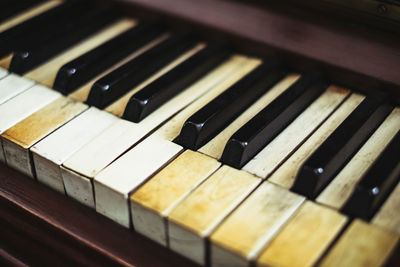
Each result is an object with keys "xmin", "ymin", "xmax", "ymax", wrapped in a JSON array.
[
  {"xmin": 2, "ymin": 97, "xmax": 87, "ymax": 177},
  {"xmin": 199, "ymin": 74, "xmax": 300, "ymax": 160},
  {"xmin": 319, "ymin": 219, "xmax": 399, "ymax": 267},
  {"xmin": 0, "ymin": 85, "xmax": 61, "ymax": 162},
  {"xmin": 24, "ymin": 19, "xmax": 136, "ymax": 87},
  {"xmin": 243, "ymin": 85, "xmax": 350, "ymax": 178},
  {"xmin": 92, "ymin": 56, "xmax": 260, "ymax": 227},
  {"xmin": 0, "ymin": 74, "xmax": 35, "ymax": 105},
  {"xmin": 130, "ymin": 150, "xmax": 221, "ymax": 246},
  {"xmin": 256, "ymin": 201, "xmax": 347, "ymax": 267},
  {"xmin": 31, "ymin": 107, "xmax": 118, "ymax": 193},
  {"xmin": 168, "ymin": 165, "xmax": 261, "ymax": 265},
  {"xmin": 210, "ymin": 181, "xmax": 305, "ymax": 267},
  {"xmin": 317, "ymin": 107, "xmax": 400, "ymax": 209},
  {"xmin": 61, "ymin": 54, "xmax": 247, "ymax": 208},
  {"xmin": 269, "ymin": 93, "xmax": 364, "ymax": 189}
]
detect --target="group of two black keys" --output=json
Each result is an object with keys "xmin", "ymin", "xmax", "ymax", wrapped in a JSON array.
[{"xmin": 3, "ymin": 0, "xmax": 399, "ymax": 221}]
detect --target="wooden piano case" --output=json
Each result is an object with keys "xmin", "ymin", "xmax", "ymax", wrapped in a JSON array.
[{"xmin": 1, "ymin": 0, "xmax": 400, "ymax": 265}]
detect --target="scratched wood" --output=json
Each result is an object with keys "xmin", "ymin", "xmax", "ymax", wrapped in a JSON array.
[
  {"xmin": 0, "ymin": 0, "xmax": 62, "ymax": 33},
  {"xmin": 319, "ymin": 220, "xmax": 399, "ymax": 267},
  {"xmin": 68, "ymin": 34, "xmax": 168, "ymax": 102},
  {"xmin": 2, "ymin": 97, "xmax": 87, "ymax": 177},
  {"xmin": 256, "ymin": 201, "xmax": 347, "ymax": 267},
  {"xmin": 269, "ymin": 93, "xmax": 364, "ymax": 188},
  {"xmin": 24, "ymin": 19, "xmax": 136, "ymax": 87},
  {"xmin": 317, "ymin": 107, "xmax": 400, "ymax": 209},
  {"xmin": 168, "ymin": 165, "xmax": 261, "ymax": 265},
  {"xmin": 242, "ymin": 86, "xmax": 350, "ymax": 178},
  {"xmin": 199, "ymin": 74, "xmax": 300, "ymax": 160},
  {"xmin": 130, "ymin": 150, "xmax": 220, "ymax": 246},
  {"xmin": 210, "ymin": 181, "xmax": 305, "ymax": 267}
]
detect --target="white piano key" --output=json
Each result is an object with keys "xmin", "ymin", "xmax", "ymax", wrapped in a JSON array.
[
  {"xmin": 31, "ymin": 107, "xmax": 118, "ymax": 193},
  {"xmin": 0, "ymin": 74, "xmax": 35, "ymax": 105},
  {"xmin": 242, "ymin": 86, "xmax": 350, "ymax": 178},
  {"xmin": 210, "ymin": 182, "xmax": 305, "ymax": 267},
  {"xmin": 168, "ymin": 165, "xmax": 260, "ymax": 265},
  {"xmin": 0, "ymin": 67, "xmax": 7, "ymax": 79},
  {"xmin": 94, "ymin": 134, "xmax": 183, "ymax": 228},
  {"xmin": 2, "ymin": 97, "xmax": 87, "ymax": 177},
  {"xmin": 317, "ymin": 107, "xmax": 400, "ymax": 209},
  {"xmin": 61, "ymin": 54, "xmax": 248, "ymax": 208}
]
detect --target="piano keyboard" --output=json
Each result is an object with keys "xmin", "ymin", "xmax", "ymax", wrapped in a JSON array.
[{"xmin": 0, "ymin": 1, "xmax": 399, "ymax": 266}]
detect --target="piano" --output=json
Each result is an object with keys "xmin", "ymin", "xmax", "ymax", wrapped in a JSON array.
[{"xmin": 0, "ymin": 0, "xmax": 399, "ymax": 266}]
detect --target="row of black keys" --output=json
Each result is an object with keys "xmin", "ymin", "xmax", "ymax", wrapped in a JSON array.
[{"xmin": 2, "ymin": 0, "xmax": 399, "ymax": 221}]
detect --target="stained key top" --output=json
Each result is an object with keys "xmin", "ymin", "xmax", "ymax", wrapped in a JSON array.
[
  {"xmin": 86, "ymin": 32, "xmax": 197, "ymax": 109},
  {"xmin": 0, "ymin": 0, "xmax": 92, "ymax": 58},
  {"xmin": 123, "ymin": 42, "xmax": 231, "ymax": 122},
  {"xmin": 9, "ymin": 4, "xmax": 120, "ymax": 74},
  {"xmin": 53, "ymin": 20, "xmax": 165, "ymax": 94},
  {"xmin": 292, "ymin": 93, "xmax": 393, "ymax": 199},
  {"xmin": 221, "ymin": 72, "xmax": 327, "ymax": 168},
  {"xmin": 342, "ymin": 131, "xmax": 400, "ymax": 220},
  {"xmin": 174, "ymin": 61, "xmax": 287, "ymax": 150}
]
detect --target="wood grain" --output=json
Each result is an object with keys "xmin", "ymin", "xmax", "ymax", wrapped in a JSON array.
[
  {"xmin": 257, "ymin": 201, "xmax": 347, "ymax": 267},
  {"xmin": 320, "ymin": 219, "xmax": 399, "ymax": 267}
]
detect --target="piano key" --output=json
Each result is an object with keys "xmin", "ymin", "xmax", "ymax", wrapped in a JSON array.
[
  {"xmin": 0, "ymin": 0, "xmax": 43, "ymax": 24},
  {"xmin": 94, "ymin": 134, "xmax": 183, "ymax": 228},
  {"xmin": 24, "ymin": 18, "xmax": 137, "ymax": 87},
  {"xmin": 174, "ymin": 61, "xmax": 287, "ymax": 150},
  {"xmin": 0, "ymin": 67, "xmax": 7, "ymax": 79},
  {"xmin": 168, "ymin": 165, "xmax": 260, "ymax": 265},
  {"xmin": 31, "ymin": 107, "xmax": 118, "ymax": 193},
  {"xmin": 0, "ymin": 0, "xmax": 61, "ymax": 33},
  {"xmin": 9, "ymin": 4, "xmax": 120, "ymax": 74},
  {"xmin": 243, "ymin": 86, "xmax": 350, "ymax": 178},
  {"xmin": 61, "ymin": 54, "xmax": 246, "ymax": 207},
  {"xmin": 54, "ymin": 20, "xmax": 165, "ymax": 94},
  {"xmin": 0, "ymin": 74, "xmax": 35, "ymax": 105},
  {"xmin": 341, "ymin": 131, "xmax": 400, "ymax": 220},
  {"xmin": 92, "ymin": 56, "xmax": 259, "ymax": 227},
  {"xmin": 210, "ymin": 181, "xmax": 304, "ymax": 267},
  {"xmin": 104, "ymin": 42, "xmax": 204, "ymax": 117},
  {"xmin": 291, "ymin": 93, "xmax": 393, "ymax": 199},
  {"xmin": 372, "ymin": 178, "xmax": 400, "ymax": 235},
  {"xmin": 1, "ymin": 97, "xmax": 87, "ymax": 177},
  {"xmin": 0, "ymin": 0, "xmax": 93, "ymax": 60},
  {"xmin": 86, "ymin": 32, "xmax": 197, "ymax": 109},
  {"xmin": 199, "ymin": 74, "xmax": 300, "ymax": 160},
  {"xmin": 221, "ymin": 73, "xmax": 326, "ymax": 168},
  {"xmin": 317, "ymin": 107, "xmax": 400, "ymax": 210},
  {"xmin": 269, "ymin": 93, "xmax": 365, "ymax": 188},
  {"xmin": 256, "ymin": 201, "xmax": 347, "ymax": 267},
  {"xmin": 68, "ymin": 35, "xmax": 167, "ymax": 102},
  {"xmin": 123, "ymin": 42, "xmax": 231, "ymax": 122},
  {"xmin": 319, "ymin": 220, "xmax": 399, "ymax": 267},
  {"xmin": 130, "ymin": 150, "xmax": 220, "ymax": 246}
]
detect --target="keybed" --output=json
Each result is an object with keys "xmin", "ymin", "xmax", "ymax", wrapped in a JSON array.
[{"xmin": 0, "ymin": 1, "xmax": 399, "ymax": 266}]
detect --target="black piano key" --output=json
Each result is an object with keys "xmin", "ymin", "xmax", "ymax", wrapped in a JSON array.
[
  {"xmin": 174, "ymin": 61, "xmax": 288, "ymax": 150},
  {"xmin": 291, "ymin": 93, "xmax": 393, "ymax": 199},
  {"xmin": 123, "ymin": 42, "xmax": 231, "ymax": 122},
  {"xmin": 0, "ymin": 0, "xmax": 43, "ymax": 23},
  {"xmin": 221, "ymin": 72, "xmax": 327, "ymax": 169},
  {"xmin": 0, "ymin": 0, "xmax": 93, "ymax": 59},
  {"xmin": 9, "ymin": 4, "xmax": 120, "ymax": 74},
  {"xmin": 341, "ymin": 131, "xmax": 400, "ymax": 220},
  {"xmin": 53, "ymin": 20, "xmax": 165, "ymax": 94},
  {"xmin": 86, "ymin": 32, "xmax": 197, "ymax": 109}
]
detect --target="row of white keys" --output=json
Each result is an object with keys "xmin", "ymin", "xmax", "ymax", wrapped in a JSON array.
[
  {"xmin": 92, "ymin": 57, "xmax": 261, "ymax": 227},
  {"xmin": 0, "ymin": 74, "xmax": 35, "ymax": 105},
  {"xmin": 0, "ymin": 85, "xmax": 61, "ymax": 162},
  {"xmin": 317, "ymin": 107, "xmax": 400, "ymax": 209},
  {"xmin": 61, "ymin": 53, "xmax": 245, "ymax": 208}
]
